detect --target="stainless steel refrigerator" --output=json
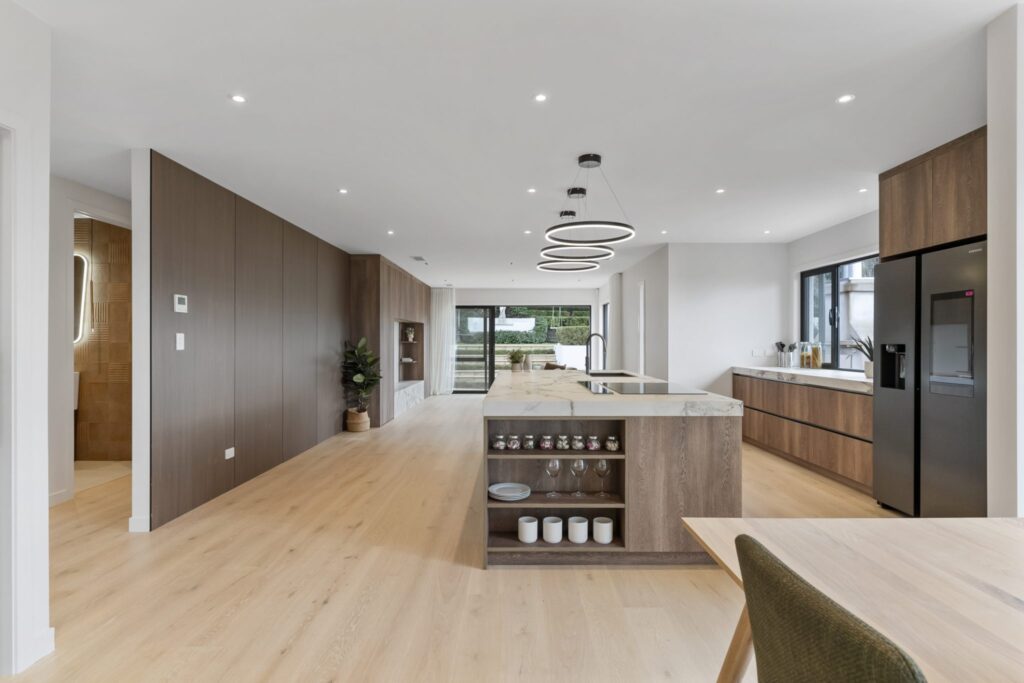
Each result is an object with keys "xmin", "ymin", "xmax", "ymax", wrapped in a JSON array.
[{"xmin": 873, "ymin": 241, "xmax": 986, "ymax": 517}]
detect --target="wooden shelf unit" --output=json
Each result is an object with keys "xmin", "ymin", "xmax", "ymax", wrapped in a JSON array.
[
  {"xmin": 484, "ymin": 417, "xmax": 627, "ymax": 566},
  {"xmin": 397, "ymin": 321, "xmax": 424, "ymax": 383}
]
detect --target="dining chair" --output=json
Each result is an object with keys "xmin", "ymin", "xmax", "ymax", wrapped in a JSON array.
[{"xmin": 735, "ymin": 534, "xmax": 927, "ymax": 683}]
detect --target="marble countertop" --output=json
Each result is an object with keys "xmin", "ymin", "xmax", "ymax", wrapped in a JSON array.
[
  {"xmin": 732, "ymin": 365, "xmax": 873, "ymax": 395},
  {"xmin": 483, "ymin": 370, "xmax": 743, "ymax": 417}
]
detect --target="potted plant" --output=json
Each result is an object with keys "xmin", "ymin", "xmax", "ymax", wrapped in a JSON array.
[
  {"xmin": 851, "ymin": 332, "xmax": 874, "ymax": 379},
  {"xmin": 508, "ymin": 348, "xmax": 525, "ymax": 373},
  {"xmin": 342, "ymin": 337, "xmax": 381, "ymax": 432}
]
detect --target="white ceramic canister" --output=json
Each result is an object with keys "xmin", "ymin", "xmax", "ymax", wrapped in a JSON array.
[
  {"xmin": 518, "ymin": 516, "xmax": 538, "ymax": 544},
  {"xmin": 567, "ymin": 516, "xmax": 589, "ymax": 544},
  {"xmin": 542, "ymin": 516, "xmax": 563, "ymax": 544},
  {"xmin": 592, "ymin": 517, "xmax": 614, "ymax": 545}
]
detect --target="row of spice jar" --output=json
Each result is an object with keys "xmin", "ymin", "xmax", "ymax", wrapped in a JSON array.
[{"xmin": 492, "ymin": 434, "xmax": 620, "ymax": 452}]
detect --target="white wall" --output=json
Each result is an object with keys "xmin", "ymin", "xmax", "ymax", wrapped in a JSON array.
[
  {"xmin": 786, "ymin": 211, "xmax": 879, "ymax": 341},
  {"xmin": 667, "ymin": 244, "xmax": 791, "ymax": 396},
  {"xmin": 986, "ymin": 5, "xmax": 1024, "ymax": 517},
  {"xmin": 0, "ymin": 0, "xmax": 54, "ymax": 672},
  {"xmin": 455, "ymin": 288, "xmax": 598, "ymax": 310},
  {"xmin": 597, "ymin": 273, "xmax": 622, "ymax": 369},
  {"xmin": 129, "ymin": 149, "xmax": 151, "ymax": 533},
  {"xmin": 620, "ymin": 246, "xmax": 669, "ymax": 379},
  {"xmin": 48, "ymin": 176, "xmax": 131, "ymax": 506}
]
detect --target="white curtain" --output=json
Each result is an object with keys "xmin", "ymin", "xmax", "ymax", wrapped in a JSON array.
[{"xmin": 429, "ymin": 287, "xmax": 457, "ymax": 395}]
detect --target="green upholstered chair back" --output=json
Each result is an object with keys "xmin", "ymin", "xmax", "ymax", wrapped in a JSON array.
[{"xmin": 735, "ymin": 534, "xmax": 927, "ymax": 683}]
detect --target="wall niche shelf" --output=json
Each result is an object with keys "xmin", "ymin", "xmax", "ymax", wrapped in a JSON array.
[{"xmin": 396, "ymin": 320, "xmax": 424, "ymax": 383}]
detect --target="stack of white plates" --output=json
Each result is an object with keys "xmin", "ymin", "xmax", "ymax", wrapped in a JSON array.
[{"xmin": 488, "ymin": 482, "xmax": 531, "ymax": 502}]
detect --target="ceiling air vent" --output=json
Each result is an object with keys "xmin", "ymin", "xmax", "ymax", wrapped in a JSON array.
[{"xmin": 411, "ymin": 255, "xmax": 429, "ymax": 265}]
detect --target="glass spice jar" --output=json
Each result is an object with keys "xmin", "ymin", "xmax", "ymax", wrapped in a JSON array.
[
  {"xmin": 507, "ymin": 434, "xmax": 521, "ymax": 450},
  {"xmin": 523, "ymin": 434, "xmax": 536, "ymax": 450},
  {"xmin": 539, "ymin": 435, "xmax": 554, "ymax": 450},
  {"xmin": 571, "ymin": 434, "xmax": 586, "ymax": 451},
  {"xmin": 492, "ymin": 434, "xmax": 506, "ymax": 451},
  {"xmin": 604, "ymin": 435, "xmax": 620, "ymax": 452},
  {"xmin": 586, "ymin": 436, "xmax": 601, "ymax": 451},
  {"xmin": 556, "ymin": 435, "xmax": 570, "ymax": 450}
]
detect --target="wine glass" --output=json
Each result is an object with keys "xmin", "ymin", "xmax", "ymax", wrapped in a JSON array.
[
  {"xmin": 593, "ymin": 458, "xmax": 611, "ymax": 498},
  {"xmin": 544, "ymin": 459, "xmax": 561, "ymax": 498},
  {"xmin": 570, "ymin": 458, "xmax": 588, "ymax": 498}
]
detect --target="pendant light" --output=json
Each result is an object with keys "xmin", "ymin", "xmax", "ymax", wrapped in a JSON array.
[{"xmin": 543, "ymin": 153, "xmax": 636, "ymax": 248}]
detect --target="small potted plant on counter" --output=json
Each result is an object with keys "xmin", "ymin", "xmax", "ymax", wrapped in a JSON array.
[
  {"xmin": 852, "ymin": 332, "xmax": 874, "ymax": 379},
  {"xmin": 508, "ymin": 348, "xmax": 525, "ymax": 373},
  {"xmin": 342, "ymin": 336, "xmax": 381, "ymax": 432}
]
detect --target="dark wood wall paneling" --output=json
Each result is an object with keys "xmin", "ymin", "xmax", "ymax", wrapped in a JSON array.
[
  {"xmin": 151, "ymin": 154, "xmax": 237, "ymax": 527},
  {"xmin": 348, "ymin": 255, "xmax": 431, "ymax": 427},
  {"xmin": 150, "ymin": 152, "xmax": 350, "ymax": 528}
]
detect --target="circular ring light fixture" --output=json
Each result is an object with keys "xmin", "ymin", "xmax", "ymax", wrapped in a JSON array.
[
  {"xmin": 567, "ymin": 187, "xmax": 587, "ymax": 199},
  {"xmin": 545, "ymin": 220, "xmax": 636, "ymax": 246},
  {"xmin": 536, "ymin": 259, "xmax": 601, "ymax": 273},
  {"xmin": 559, "ymin": 210, "xmax": 577, "ymax": 219},
  {"xmin": 540, "ymin": 244, "xmax": 614, "ymax": 261}
]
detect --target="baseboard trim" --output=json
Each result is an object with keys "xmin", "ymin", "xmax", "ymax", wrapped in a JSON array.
[
  {"xmin": 12, "ymin": 626, "xmax": 54, "ymax": 674},
  {"xmin": 128, "ymin": 515, "xmax": 150, "ymax": 533},
  {"xmin": 48, "ymin": 489, "xmax": 72, "ymax": 507}
]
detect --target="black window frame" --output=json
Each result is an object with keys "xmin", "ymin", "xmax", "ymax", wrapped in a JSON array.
[{"xmin": 799, "ymin": 253, "xmax": 879, "ymax": 372}]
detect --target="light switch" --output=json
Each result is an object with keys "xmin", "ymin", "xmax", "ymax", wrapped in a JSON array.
[
  {"xmin": 174, "ymin": 294, "xmax": 188, "ymax": 313},
  {"xmin": 224, "ymin": 447, "xmax": 235, "ymax": 460},
  {"xmin": 175, "ymin": 332, "xmax": 185, "ymax": 351}
]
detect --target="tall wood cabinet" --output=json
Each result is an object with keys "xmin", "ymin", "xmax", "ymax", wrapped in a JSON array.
[{"xmin": 879, "ymin": 127, "xmax": 986, "ymax": 258}]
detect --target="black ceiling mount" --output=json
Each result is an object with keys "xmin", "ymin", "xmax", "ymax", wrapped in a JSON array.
[
  {"xmin": 578, "ymin": 153, "xmax": 602, "ymax": 168},
  {"xmin": 559, "ymin": 210, "xmax": 577, "ymax": 219},
  {"xmin": 567, "ymin": 187, "xmax": 587, "ymax": 198}
]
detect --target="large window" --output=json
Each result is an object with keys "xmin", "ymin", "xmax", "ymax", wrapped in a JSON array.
[
  {"xmin": 800, "ymin": 255, "xmax": 878, "ymax": 371},
  {"xmin": 454, "ymin": 305, "xmax": 593, "ymax": 392}
]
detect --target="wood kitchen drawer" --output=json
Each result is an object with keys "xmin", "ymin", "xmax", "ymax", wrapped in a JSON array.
[
  {"xmin": 733, "ymin": 375, "xmax": 872, "ymax": 441},
  {"xmin": 742, "ymin": 408, "xmax": 872, "ymax": 490}
]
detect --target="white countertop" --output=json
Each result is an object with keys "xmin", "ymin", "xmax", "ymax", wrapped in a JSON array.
[
  {"xmin": 732, "ymin": 366, "xmax": 873, "ymax": 395},
  {"xmin": 483, "ymin": 370, "xmax": 743, "ymax": 417}
]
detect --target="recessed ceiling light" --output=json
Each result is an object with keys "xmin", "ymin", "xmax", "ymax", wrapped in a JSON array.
[
  {"xmin": 230, "ymin": 94, "xmax": 247, "ymax": 103},
  {"xmin": 524, "ymin": 229, "xmax": 532, "ymax": 234},
  {"xmin": 763, "ymin": 229, "xmax": 772, "ymax": 235},
  {"xmin": 715, "ymin": 188, "xmax": 726, "ymax": 194},
  {"xmin": 338, "ymin": 188, "xmax": 348, "ymax": 194},
  {"xmin": 661, "ymin": 230, "xmax": 668, "ymax": 235},
  {"xmin": 858, "ymin": 187, "xmax": 868, "ymax": 193},
  {"xmin": 527, "ymin": 188, "xmax": 537, "ymax": 194},
  {"xmin": 836, "ymin": 94, "xmax": 856, "ymax": 104},
  {"xmin": 534, "ymin": 93, "xmax": 548, "ymax": 102},
  {"xmin": 386, "ymin": 230, "xmax": 394, "ymax": 235}
]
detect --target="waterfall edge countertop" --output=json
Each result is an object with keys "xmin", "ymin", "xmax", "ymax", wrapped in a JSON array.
[
  {"xmin": 732, "ymin": 365, "xmax": 873, "ymax": 395},
  {"xmin": 483, "ymin": 369, "xmax": 743, "ymax": 417}
]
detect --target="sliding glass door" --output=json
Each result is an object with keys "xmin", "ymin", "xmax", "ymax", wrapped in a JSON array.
[{"xmin": 454, "ymin": 306, "xmax": 494, "ymax": 393}]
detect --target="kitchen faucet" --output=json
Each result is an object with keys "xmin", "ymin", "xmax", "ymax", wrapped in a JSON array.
[{"xmin": 585, "ymin": 332, "xmax": 607, "ymax": 375}]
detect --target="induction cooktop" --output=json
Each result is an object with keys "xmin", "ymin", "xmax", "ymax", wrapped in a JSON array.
[{"xmin": 580, "ymin": 381, "xmax": 707, "ymax": 395}]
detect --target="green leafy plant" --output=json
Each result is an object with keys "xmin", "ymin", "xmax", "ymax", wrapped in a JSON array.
[
  {"xmin": 850, "ymin": 331, "xmax": 874, "ymax": 361},
  {"xmin": 555, "ymin": 325, "xmax": 591, "ymax": 346},
  {"xmin": 507, "ymin": 348, "xmax": 525, "ymax": 363},
  {"xmin": 342, "ymin": 337, "xmax": 381, "ymax": 412}
]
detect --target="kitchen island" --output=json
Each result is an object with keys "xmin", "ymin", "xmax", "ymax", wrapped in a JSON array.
[{"xmin": 482, "ymin": 370, "xmax": 742, "ymax": 566}]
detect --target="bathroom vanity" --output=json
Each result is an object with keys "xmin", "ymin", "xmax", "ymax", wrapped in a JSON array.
[{"xmin": 482, "ymin": 370, "xmax": 742, "ymax": 566}]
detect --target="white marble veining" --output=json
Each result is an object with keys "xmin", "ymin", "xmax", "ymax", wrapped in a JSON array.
[
  {"xmin": 394, "ymin": 380, "xmax": 425, "ymax": 419},
  {"xmin": 483, "ymin": 370, "xmax": 743, "ymax": 417},
  {"xmin": 732, "ymin": 365, "xmax": 873, "ymax": 395}
]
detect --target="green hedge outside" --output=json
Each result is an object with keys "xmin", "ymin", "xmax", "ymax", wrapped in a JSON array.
[{"xmin": 555, "ymin": 325, "xmax": 590, "ymax": 345}]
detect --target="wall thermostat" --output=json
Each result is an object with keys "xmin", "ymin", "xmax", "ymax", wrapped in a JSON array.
[{"xmin": 174, "ymin": 294, "xmax": 188, "ymax": 313}]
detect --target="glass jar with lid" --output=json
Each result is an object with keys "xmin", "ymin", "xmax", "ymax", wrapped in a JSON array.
[
  {"xmin": 810, "ymin": 342, "xmax": 824, "ymax": 369},
  {"xmin": 491, "ymin": 434, "xmax": 507, "ymax": 451},
  {"xmin": 604, "ymin": 435, "xmax": 620, "ymax": 452},
  {"xmin": 539, "ymin": 435, "xmax": 554, "ymax": 450}
]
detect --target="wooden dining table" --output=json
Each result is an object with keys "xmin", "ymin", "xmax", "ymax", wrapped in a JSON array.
[{"xmin": 681, "ymin": 517, "xmax": 1024, "ymax": 683}]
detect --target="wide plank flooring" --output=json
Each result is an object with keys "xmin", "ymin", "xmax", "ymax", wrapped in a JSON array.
[{"xmin": 21, "ymin": 395, "xmax": 890, "ymax": 682}]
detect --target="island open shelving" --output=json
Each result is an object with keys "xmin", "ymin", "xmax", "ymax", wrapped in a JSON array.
[{"xmin": 482, "ymin": 370, "xmax": 743, "ymax": 567}]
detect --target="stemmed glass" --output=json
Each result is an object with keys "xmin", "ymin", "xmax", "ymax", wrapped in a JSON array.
[
  {"xmin": 570, "ymin": 458, "xmax": 588, "ymax": 498},
  {"xmin": 545, "ymin": 459, "xmax": 561, "ymax": 498},
  {"xmin": 593, "ymin": 458, "xmax": 611, "ymax": 498}
]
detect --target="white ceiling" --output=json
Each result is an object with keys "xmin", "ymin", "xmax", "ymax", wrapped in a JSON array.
[{"xmin": 22, "ymin": 0, "xmax": 1011, "ymax": 287}]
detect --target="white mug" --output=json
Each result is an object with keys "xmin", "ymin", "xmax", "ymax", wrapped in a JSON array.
[
  {"xmin": 518, "ymin": 516, "xmax": 538, "ymax": 544},
  {"xmin": 593, "ymin": 517, "xmax": 614, "ymax": 545},
  {"xmin": 568, "ymin": 516, "xmax": 588, "ymax": 544},
  {"xmin": 542, "ymin": 516, "xmax": 563, "ymax": 544}
]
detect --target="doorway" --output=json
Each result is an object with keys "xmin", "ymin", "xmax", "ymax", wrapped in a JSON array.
[
  {"xmin": 72, "ymin": 214, "xmax": 132, "ymax": 492},
  {"xmin": 454, "ymin": 306, "xmax": 494, "ymax": 392}
]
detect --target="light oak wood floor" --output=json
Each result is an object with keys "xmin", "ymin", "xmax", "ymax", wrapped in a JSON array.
[{"xmin": 21, "ymin": 395, "xmax": 893, "ymax": 682}]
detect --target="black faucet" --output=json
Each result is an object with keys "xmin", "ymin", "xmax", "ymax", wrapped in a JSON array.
[{"xmin": 585, "ymin": 332, "xmax": 607, "ymax": 375}]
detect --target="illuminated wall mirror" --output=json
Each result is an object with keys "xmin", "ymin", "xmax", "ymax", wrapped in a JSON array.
[{"xmin": 74, "ymin": 253, "xmax": 89, "ymax": 343}]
